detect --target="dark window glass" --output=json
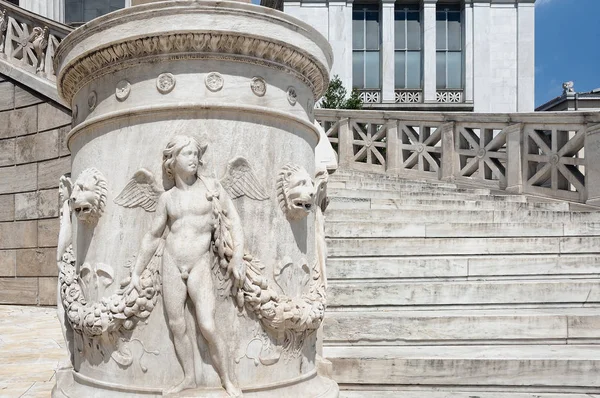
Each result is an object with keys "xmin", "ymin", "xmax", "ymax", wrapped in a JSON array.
[
  {"xmin": 436, "ymin": 6, "xmax": 463, "ymax": 90},
  {"xmin": 353, "ymin": 4, "xmax": 381, "ymax": 90},
  {"xmin": 65, "ymin": 0, "xmax": 125, "ymax": 25},
  {"xmin": 395, "ymin": 5, "xmax": 421, "ymax": 89}
]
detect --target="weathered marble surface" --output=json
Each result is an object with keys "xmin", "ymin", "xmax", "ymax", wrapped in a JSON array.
[{"xmin": 52, "ymin": 1, "xmax": 336, "ymax": 397}]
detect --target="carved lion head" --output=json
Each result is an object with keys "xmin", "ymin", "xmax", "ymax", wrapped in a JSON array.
[
  {"xmin": 277, "ymin": 164, "xmax": 315, "ymax": 221},
  {"xmin": 70, "ymin": 168, "xmax": 107, "ymax": 224}
]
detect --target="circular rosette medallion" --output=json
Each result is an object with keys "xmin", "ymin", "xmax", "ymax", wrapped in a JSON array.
[{"xmin": 156, "ymin": 73, "xmax": 176, "ymax": 94}]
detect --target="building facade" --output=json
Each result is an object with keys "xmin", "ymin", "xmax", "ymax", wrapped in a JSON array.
[
  {"xmin": 13, "ymin": 0, "xmax": 535, "ymax": 111},
  {"xmin": 284, "ymin": 0, "xmax": 535, "ymax": 112}
]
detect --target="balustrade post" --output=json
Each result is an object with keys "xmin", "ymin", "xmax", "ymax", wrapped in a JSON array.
[
  {"xmin": 440, "ymin": 122, "xmax": 456, "ymax": 181},
  {"xmin": 584, "ymin": 123, "xmax": 600, "ymax": 206},
  {"xmin": 338, "ymin": 118, "xmax": 353, "ymax": 167},
  {"xmin": 505, "ymin": 123, "xmax": 523, "ymax": 193},
  {"xmin": 385, "ymin": 120, "xmax": 399, "ymax": 173}
]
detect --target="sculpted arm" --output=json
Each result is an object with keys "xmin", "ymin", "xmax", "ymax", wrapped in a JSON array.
[{"xmin": 130, "ymin": 194, "xmax": 168, "ymax": 288}]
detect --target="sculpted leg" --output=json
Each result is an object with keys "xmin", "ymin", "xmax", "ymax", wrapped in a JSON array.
[
  {"xmin": 188, "ymin": 260, "xmax": 242, "ymax": 397},
  {"xmin": 162, "ymin": 254, "xmax": 196, "ymax": 394}
]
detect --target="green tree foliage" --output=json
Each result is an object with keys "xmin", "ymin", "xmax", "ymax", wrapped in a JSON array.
[{"xmin": 320, "ymin": 75, "xmax": 363, "ymax": 109}]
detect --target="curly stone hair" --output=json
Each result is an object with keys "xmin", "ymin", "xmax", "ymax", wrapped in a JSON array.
[{"xmin": 162, "ymin": 135, "xmax": 208, "ymax": 180}]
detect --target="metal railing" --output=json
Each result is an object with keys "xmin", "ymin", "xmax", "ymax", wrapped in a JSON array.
[{"xmin": 315, "ymin": 108, "xmax": 600, "ymax": 205}]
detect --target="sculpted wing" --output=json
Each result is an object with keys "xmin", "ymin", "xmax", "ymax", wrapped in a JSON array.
[
  {"xmin": 220, "ymin": 157, "xmax": 269, "ymax": 200},
  {"xmin": 114, "ymin": 169, "xmax": 163, "ymax": 212}
]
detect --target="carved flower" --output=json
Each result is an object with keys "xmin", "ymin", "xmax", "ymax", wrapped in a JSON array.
[
  {"xmin": 142, "ymin": 287, "xmax": 155, "ymax": 299},
  {"xmin": 61, "ymin": 265, "xmax": 76, "ymax": 285},
  {"xmin": 140, "ymin": 275, "xmax": 153, "ymax": 289},
  {"xmin": 67, "ymin": 302, "xmax": 82, "ymax": 326},
  {"xmin": 108, "ymin": 295, "xmax": 125, "ymax": 314},
  {"xmin": 65, "ymin": 284, "xmax": 81, "ymax": 303}
]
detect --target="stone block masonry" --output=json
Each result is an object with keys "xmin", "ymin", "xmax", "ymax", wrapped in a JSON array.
[{"xmin": 0, "ymin": 73, "xmax": 71, "ymax": 306}]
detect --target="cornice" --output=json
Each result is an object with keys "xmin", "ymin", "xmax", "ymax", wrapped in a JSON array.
[
  {"xmin": 55, "ymin": 0, "xmax": 332, "ymax": 105},
  {"xmin": 57, "ymin": 30, "xmax": 329, "ymax": 104}
]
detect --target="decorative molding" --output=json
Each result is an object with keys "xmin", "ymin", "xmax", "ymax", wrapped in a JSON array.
[
  {"xmin": 251, "ymin": 76, "xmax": 267, "ymax": 97},
  {"xmin": 395, "ymin": 90, "xmax": 422, "ymax": 104},
  {"xmin": 358, "ymin": 90, "xmax": 381, "ymax": 104},
  {"xmin": 156, "ymin": 72, "xmax": 175, "ymax": 94},
  {"xmin": 87, "ymin": 91, "xmax": 97, "ymax": 111},
  {"xmin": 287, "ymin": 86, "xmax": 298, "ymax": 106},
  {"xmin": 436, "ymin": 90, "xmax": 463, "ymax": 103},
  {"xmin": 205, "ymin": 72, "xmax": 224, "ymax": 92},
  {"xmin": 57, "ymin": 31, "xmax": 328, "ymax": 105},
  {"xmin": 115, "ymin": 79, "xmax": 131, "ymax": 101}
]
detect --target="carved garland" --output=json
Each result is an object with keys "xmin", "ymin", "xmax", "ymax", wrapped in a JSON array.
[
  {"xmin": 59, "ymin": 245, "xmax": 161, "ymax": 337},
  {"xmin": 57, "ymin": 32, "xmax": 328, "ymax": 104}
]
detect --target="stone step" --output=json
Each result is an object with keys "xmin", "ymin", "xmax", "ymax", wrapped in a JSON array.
[
  {"xmin": 330, "ymin": 173, "xmax": 459, "ymax": 188},
  {"xmin": 340, "ymin": 391, "xmax": 600, "ymax": 398},
  {"xmin": 330, "ymin": 188, "xmax": 528, "ymax": 203},
  {"xmin": 326, "ymin": 209, "xmax": 600, "ymax": 223},
  {"xmin": 325, "ymin": 222, "xmax": 600, "ymax": 238},
  {"xmin": 324, "ymin": 308, "xmax": 600, "ymax": 345},
  {"xmin": 327, "ymin": 279, "xmax": 600, "ymax": 308},
  {"xmin": 331, "ymin": 180, "xmax": 492, "ymax": 196},
  {"xmin": 367, "ymin": 198, "xmax": 568, "ymax": 212},
  {"xmin": 326, "ymin": 236, "xmax": 600, "ymax": 257},
  {"xmin": 324, "ymin": 345, "xmax": 600, "ymax": 388},
  {"xmin": 328, "ymin": 196, "xmax": 544, "ymax": 213},
  {"xmin": 327, "ymin": 255, "xmax": 600, "ymax": 280}
]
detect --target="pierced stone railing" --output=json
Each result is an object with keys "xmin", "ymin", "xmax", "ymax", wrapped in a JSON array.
[
  {"xmin": 0, "ymin": 0, "xmax": 72, "ymax": 104},
  {"xmin": 315, "ymin": 109, "xmax": 600, "ymax": 205},
  {"xmin": 358, "ymin": 89, "xmax": 381, "ymax": 104}
]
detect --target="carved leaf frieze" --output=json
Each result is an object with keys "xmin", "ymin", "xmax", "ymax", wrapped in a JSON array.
[{"xmin": 58, "ymin": 32, "xmax": 328, "ymax": 104}]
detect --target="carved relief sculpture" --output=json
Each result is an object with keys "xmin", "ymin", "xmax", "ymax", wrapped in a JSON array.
[
  {"xmin": 277, "ymin": 164, "xmax": 315, "ymax": 221},
  {"xmin": 116, "ymin": 136, "xmax": 255, "ymax": 396},
  {"xmin": 69, "ymin": 167, "xmax": 107, "ymax": 224},
  {"xmin": 30, "ymin": 26, "xmax": 48, "ymax": 73},
  {"xmin": 0, "ymin": 9, "xmax": 7, "ymax": 53},
  {"xmin": 53, "ymin": 2, "xmax": 336, "ymax": 396}
]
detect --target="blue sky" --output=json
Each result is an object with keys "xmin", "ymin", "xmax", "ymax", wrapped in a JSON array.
[{"xmin": 535, "ymin": 0, "xmax": 600, "ymax": 106}]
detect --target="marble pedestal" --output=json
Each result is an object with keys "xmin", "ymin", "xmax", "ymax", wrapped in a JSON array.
[{"xmin": 52, "ymin": 1, "xmax": 336, "ymax": 396}]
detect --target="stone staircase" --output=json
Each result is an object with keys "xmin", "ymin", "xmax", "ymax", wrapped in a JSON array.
[{"xmin": 322, "ymin": 169, "xmax": 600, "ymax": 396}]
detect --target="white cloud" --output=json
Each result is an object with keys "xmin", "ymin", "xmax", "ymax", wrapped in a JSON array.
[{"xmin": 535, "ymin": 0, "xmax": 555, "ymax": 6}]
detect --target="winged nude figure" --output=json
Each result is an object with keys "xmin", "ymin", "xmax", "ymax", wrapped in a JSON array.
[{"xmin": 115, "ymin": 135, "xmax": 268, "ymax": 397}]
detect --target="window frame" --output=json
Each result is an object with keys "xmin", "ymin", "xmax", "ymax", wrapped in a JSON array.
[
  {"xmin": 394, "ymin": 4, "xmax": 422, "ymax": 90},
  {"xmin": 352, "ymin": 3, "xmax": 381, "ymax": 90},
  {"xmin": 435, "ymin": 5, "xmax": 463, "ymax": 90}
]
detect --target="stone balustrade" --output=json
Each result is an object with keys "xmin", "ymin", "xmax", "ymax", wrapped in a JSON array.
[
  {"xmin": 0, "ymin": 0, "xmax": 72, "ymax": 105},
  {"xmin": 315, "ymin": 109, "xmax": 600, "ymax": 205}
]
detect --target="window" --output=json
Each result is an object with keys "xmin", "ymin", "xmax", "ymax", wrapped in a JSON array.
[
  {"xmin": 436, "ymin": 5, "xmax": 462, "ymax": 89},
  {"xmin": 352, "ymin": 4, "xmax": 380, "ymax": 90},
  {"xmin": 394, "ymin": 5, "xmax": 421, "ymax": 89},
  {"xmin": 65, "ymin": 0, "xmax": 125, "ymax": 26}
]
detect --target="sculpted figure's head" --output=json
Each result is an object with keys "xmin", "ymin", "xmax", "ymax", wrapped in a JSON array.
[
  {"xmin": 163, "ymin": 135, "xmax": 208, "ymax": 180},
  {"xmin": 70, "ymin": 168, "xmax": 107, "ymax": 224},
  {"xmin": 277, "ymin": 164, "xmax": 315, "ymax": 221}
]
